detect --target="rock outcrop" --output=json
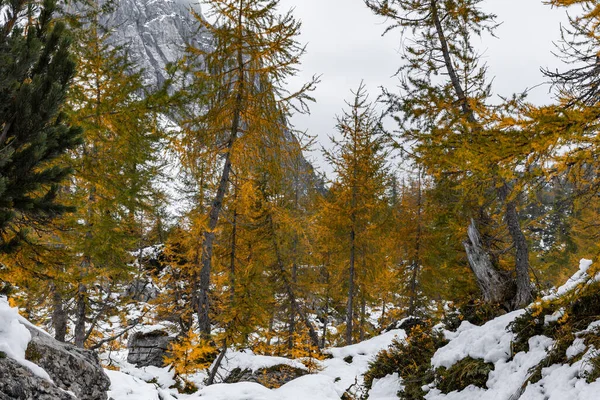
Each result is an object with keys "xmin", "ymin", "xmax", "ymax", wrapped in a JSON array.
[
  {"xmin": 127, "ymin": 330, "xmax": 174, "ymax": 367},
  {"xmin": 224, "ymin": 364, "xmax": 308, "ymax": 389},
  {"xmin": 100, "ymin": 0, "xmax": 211, "ymax": 88},
  {"xmin": 0, "ymin": 355, "xmax": 75, "ymax": 400},
  {"xmin": 23, "ymin": 324, "xmax": 110, "ymax": 400}
]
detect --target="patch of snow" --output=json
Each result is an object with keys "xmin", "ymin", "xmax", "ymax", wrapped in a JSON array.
[
  {"xmin": 520, "ymin": 348, "xmax": 600, "ymax": 400},
  {"xmin": 432, "ymin": 310, "xmax": 525, "ymax": 369},
  {"xmin": 0, "ymin": 296, "xmax": 52, "ymax": 381},
  {"xmin": 216, "ymin": 350, "xmax": 307, "ymax": 375},
  {"xmin": 543, "ymin": 259, "xmax": 593, "ymax": 301},
  {"xmin": 324, "ymin": 329, "xmax": 406, "ymax": 396},
  {"xmin": 369, "ymin": 373, "xmax": 403, "ymax": 400},
  {"xmin": 275, "ymin": 374, "xmax": 343, "ymax": 399},
  {"xmin": 566, "ymin": 338, "xmax": 587, "ymax": 359},
  {"xmin": 103, "ymin": 326, "xmax": 405, "ymax": 400},
  {"xmin": 106, "ymin": 369, "xmax": 177, "ymax": 400},
  {"xmin": 544, "ymin": 308, "xmax": 565, "ymax": 325},
  {"xmin": 327, "ymin": 329, "xmax": 405, "ymax": 360},
  {"xmin": 194, "ymin": 382, "xmax": 277, "ymax": 400},
  {"xmin": 426, "ymin": 335, "xmax": 553, "ymax": 400}
]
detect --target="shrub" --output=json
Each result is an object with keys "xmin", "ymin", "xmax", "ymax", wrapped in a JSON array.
[
  {"xmin": 364, "ymin": 323, "xmax": 447, "ymax": 400},
  {"xmin": 435, "ymin": 357, "xmax": 494, "ymax": 394},
  {"xmin": 164, "ymin": 329, "xmax": 218, "ymax": 390}
]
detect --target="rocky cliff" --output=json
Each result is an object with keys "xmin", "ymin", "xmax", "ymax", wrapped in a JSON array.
[
  {"xmin": 101, "ymin": 0, "xmax": 211, "ymax": 88},
  {"xmin": 0, "ymin": 298, "xmax": 110, "ymax": 400}
]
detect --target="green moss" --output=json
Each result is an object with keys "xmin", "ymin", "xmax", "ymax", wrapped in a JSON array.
[
  {"xmin": 343, "ymin": 355, "xmax": 353, "ymax": 364},
  {"xmin": 0, "ymin": 351, "xmax": 6, "ymax": 359},
  {"xmin": 436, "ymin": 357, "xmax": 494, "ymax": 394},
  {"xmin": 25, "ymin": 342, "xmax": 42, "ymax": 363}
]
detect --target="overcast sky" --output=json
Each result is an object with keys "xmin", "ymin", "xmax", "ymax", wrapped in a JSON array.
[{"xmin": 276, "ymin": 0, "xmax": 570, "ymax": 178}]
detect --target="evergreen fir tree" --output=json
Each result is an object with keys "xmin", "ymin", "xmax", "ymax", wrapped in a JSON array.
[{"xmin": 0, "ymin": 0, "xmax": 82, "ymax": 253}]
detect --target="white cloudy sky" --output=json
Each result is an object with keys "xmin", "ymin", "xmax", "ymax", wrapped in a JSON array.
[{"xmin": 277, "ymin": 0, "xmax": 571, "ymax": 177}]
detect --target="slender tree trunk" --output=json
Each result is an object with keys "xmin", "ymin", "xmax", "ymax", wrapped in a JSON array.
[
  {"xmin": 430, "ymin": 0, "xmax": 475, "ymax": 123},
  {"xmin": 408, "ymin": 172, "xmax": 423, "ymax": 317},
  {"xmin": 359, "ymin": 295, "xmax": 366, "ymax": 342},
  {"xmin": 321, "ymin": 293, "xmax": 329, "ymax": 349},
  {"xmin": 207, "ymin": 340, "xmax": 227, "ymax": 386},
  {"xmin": 198, "ymin": 132, "xmax": 236, "ymax": 337},
  {"xmin": 287, "ymin": 179, "xmax": 300, "ymax": 350},
  {"xmin": 268, "ymin": 214, "xmax": 320, "ymax": 348},
  {"xmin": 431, "ymin": 0, "xmax": 530, "ymax": 308},
  {"xmin": 51, "ymin": 284, "xmax": 67, "ymax": 342},
  {"xmin": 74, "ymin": 282, "xmax": 87, "ymax": 348},
  {"xmin": 346, "ymin": 225, "xmax": 356, "ymax": 346},
  {"xmin": 287, "ymin": 217, "xmax": 299, "ymax": 349},
  {"xmin": 197, "ymin": 0, "xmax": 245, "ymax": 337},
  {"xmin": 499, "ymin": 185, "xmax": 532, "ymax": 308},
  {"xmin": 287, "ymin": 257, "xmax": 297, "ymax": 350},
  {"xmin": 229, "ymin": 182, "xmax": 238, "ymax": 303}
]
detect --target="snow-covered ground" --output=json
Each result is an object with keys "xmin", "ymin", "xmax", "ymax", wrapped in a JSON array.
[
  {"xmin": 4, "ymin": 259, "xmax": 600, "ymax": 399},
  {"xmin": 103, "ymin": 328, "xmax": 407, "ymax": 400}
]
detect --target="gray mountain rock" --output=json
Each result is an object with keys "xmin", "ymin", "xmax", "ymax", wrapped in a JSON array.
[
  {"xmin": 127, "ymin": 329, "xmax": 174, "ymax": 367},
  {"xmin": 24, "ymin": 324, "xmax": 110, "ymax": 400},
  {"xmin": 101, "ymin": 0, "xmax": 324, "ymax": 193},
  {"xmin": 101, "ymin": 0, "xmax": 211, "ymax": 87},
  {"xmin": 0, "ymin": 356, "xmax": 75, "ymax": 400}
]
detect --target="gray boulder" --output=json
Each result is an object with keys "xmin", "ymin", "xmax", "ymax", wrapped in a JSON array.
[
  {"xmin": 127, "ymin": 330, "xmax": 174, "ymax": 367},
  {"xmin": 0, "ymin": 355, "xmax": 75, "ymax": 400},
  {"xmin": 224, "ymin": 364, "xmax": 308, "ymax": 389},
  {"xmin": 23, "ymin": 324, "xmax": 110, "ymax": 400}
]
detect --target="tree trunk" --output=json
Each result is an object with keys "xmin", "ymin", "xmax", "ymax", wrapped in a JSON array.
[
  {"xmin": 430, "ymin": 0, "xmax": 476, "ymax": 123},
  {"xmin": 499, "ymin": 186, "xmax": 533, "ymax": 308},
  {"xmin": 197, "ymin": 0, "xmax": 245, "ymax": 337},
  {"xmin": 268, "ymin": 214, "xmax": 320, "ymax": 348},
  {"xmin": 287, "ymin": 258, "xmax": 297, "ymax": 350},
  {"xmin": 207, "ymin": 340, "xmax": 227, "ymax": 386},
  {"xmin": 321, "ymin": 293, "xmax": 329, "ymax": 349},
  {"xmin": 359, "ymin": 295, "xmax": 366, "ymax": 342},
  {"xmin": 51, "ymin": 284, "xmax": 67, "ymax": 343},
  {"xmin": 431, "ymin": 0, "xmax": 531, "ymax": 309},
  {"xmin": 463, "ymin": 219, "xmax": 509, "ymax": 303},
  {"xmin": 74, "ymin": 283, "xmax": 87, "ymax": 348},
  {"xmin": 229, "ymin": 183, "xmax": 238, "ymax": 303},
  {"xmin": 346, "ymin": 225, "xmax": 356, "ymax": 346},
  {"xmin": 408, "ymin": 172, "xmax": 423, "ymax": 317}
]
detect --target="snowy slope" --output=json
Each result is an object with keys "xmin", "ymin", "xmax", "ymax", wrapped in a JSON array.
[
  {"xmin": 422, "ymin": 259, "xmax": 600, "ymax": 400},
  {"xmin": 104, "ymin": 328, "xmax": 406, "ymax": 400}
]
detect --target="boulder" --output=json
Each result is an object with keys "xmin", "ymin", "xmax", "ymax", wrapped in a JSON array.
[
  {"xmin": 23, "ymin": 324, "xmax": 110, "ymax": 400},
  {"xmin": 385, "ymin": 316, "xmax": 423, "ymax": 334},
  {"xmin": 127, "ymin": 330, "xmax": 173, "ymax": 367},
  {"xmin": 224, "ymin": 364, "xmax": 308, "ymax": 389},
  {"xmin": 0, "ymin": 355, "xmax": 75, "ymax": 400},
  {"xmin": 125, "ymin": 279, "xmax": 159, "ymax": 302}
]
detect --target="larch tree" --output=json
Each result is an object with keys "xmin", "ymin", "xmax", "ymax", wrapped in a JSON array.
[
  {"xmin": 179, "ymin": 0, "xmax": 318, "ymax": 337},
  {"xmin": 366, "ymin": 0, "xmax": 536, "ymax": 309},
  {"xmin": 59, "ymin": 1, "xmax": 165, "ymax": 348},
  {"xmin": 321, "ymin": 82, "xmax": 389, "ymax": 345},
  {"xmin": 525, "ymin": 0, "xmax": 600, "ymax": 276}
]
